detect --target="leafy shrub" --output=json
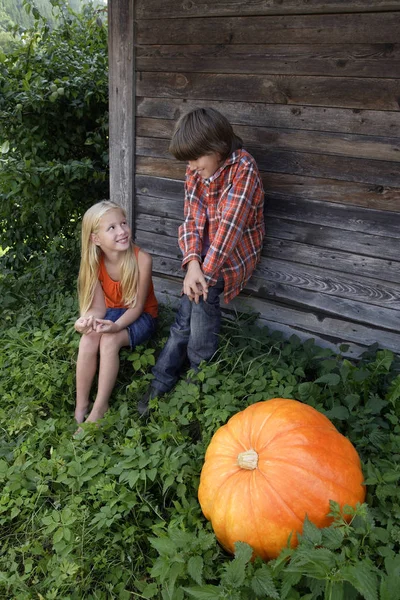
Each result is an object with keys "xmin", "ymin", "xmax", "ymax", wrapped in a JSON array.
[
  {"xmin": 0, "ymin": 0, "xmax": 108, "ymax": 270},
  {"xmin": 0, "ymin": 271, "xmax": 399, "ymax": 599}
]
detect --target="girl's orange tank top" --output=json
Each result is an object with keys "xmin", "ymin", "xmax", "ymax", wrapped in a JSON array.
[{"xmin": 98, "ymin": 245, "xmax": 158, "ymax": 318}]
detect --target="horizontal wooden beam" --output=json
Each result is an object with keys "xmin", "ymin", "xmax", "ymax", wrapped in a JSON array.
[
  {"xmin": 136, "ymin": 98, "xmax": 400, "ymax": 138},
  {"xmin": 136, "ymin": 1, "xmax": 400, "ymax": 20}
]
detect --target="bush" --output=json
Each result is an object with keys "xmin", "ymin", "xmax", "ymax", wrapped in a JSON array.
[{"xmin": 0, "ymin": 0, "xmax": 108, "ymax": 271}]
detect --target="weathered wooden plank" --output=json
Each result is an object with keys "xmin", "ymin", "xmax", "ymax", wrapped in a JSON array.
[
  {"xmin": 136, "ymin": 1, "xmax": 400, "ymax": 20},
  {"xmin": 265, "ymin": 192, "xmax": 400, "ymax": 238},
  {"xmin": 150, "ymin": 275, "xmax": 396, "ymax": 356},
  {"xmin": 264, "ymin": 173, "xmax": 400, "ymax": 214},
  {"xmin": 136, "ymin": 229, "xmax": 400, "ymax": 309},
  {"xmin": 136, "ymin": 72, "xmax": 400, "ymax": 111},
  {"xmin": 136, "ymin": 98, "xmax": 400, "ymax": 138},
  {"xmin": 136, "ymin": 43, "xmax": 400, "ymax": 79},
  {"xmin": 137, "ymin": 119, "xmax": 400, "ymax": 163},
  {"xmin": 136, "ymin": 178, "xmax": 400, "ymax": 232},
  {"xmin": 136, "ymin": 156, "xmax": 185, "ymax": 179},
  {"xmin": 135, "ymin": 210, "xmax": 400, "ymax": 282},
  {"xmin": 136, "ymin": 213, "xmax": 180, "ymax": 238},
  {"xmin": 135, "ymin": 154, "xmax": 400, "ymax": 199},
  {"xmin": 234, "ymin": 294, "xmax": 400, "ymax": 353},
  {"xmin": 151, "ymin": 276, "xmax": 366, "ymax": 357},
  {"xmin": 263, "ymin": 238, "xmax": 400, "ymax": 284},
  {"xmin": 149, "ymin": 252, "xmax": 400, "ymax": 330},
  {"xmin": 267, "ymin": 218, "xmax": 400, "ymax": 260},
  {"xmin": 135, "ymin": 188, "xmax": 400, "ymax": 245},
  {"xmin": 135, "ymin": 229, "xmax": 183, "ymax": 259},
  {"xmin": 254, "ymin": 150, "xmax": 400, "ymax": 187},
  {"xmin": 247, "ymin": 276, "xmax": 400, "ymax": 331},
  {"xmin": 136, "ymin": 175, "xmax": 184, "ymax": 201},
  {"xmin": 108, "ymin": 0, "xmax": 135, "ymax": 224},
  {"xmin": 135, "ymin": 138, "xmax": 400, "ymax": 188},
  {"xmin": 136, "ymin": 193, "xmax": 183, "ymax": 220},
  {"xmin": 251, "ymin": 258, "xmax": 400, "ymax": 310}
]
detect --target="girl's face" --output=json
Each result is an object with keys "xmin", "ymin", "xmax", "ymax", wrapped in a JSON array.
[
  {"xmin": 188, "ymin": 152, "xmax": 223, "ymax": 180},
  {"xmin": 91, "ymin": 208, "xmax": 131, "ymax": 253}
]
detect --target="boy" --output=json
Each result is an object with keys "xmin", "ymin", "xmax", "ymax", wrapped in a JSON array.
[{"xmin": 137, "ymin": 107, "xmax": 265, "ymax": 415}]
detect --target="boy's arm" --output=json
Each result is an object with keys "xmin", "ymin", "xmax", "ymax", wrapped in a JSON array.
[
  {"xmin": 178, "ymin": 174, "xmax": 203, "ymax": 268},
  {"xmin": 202, "ymin": 163, "xmax": 261, "ymax": 282}
]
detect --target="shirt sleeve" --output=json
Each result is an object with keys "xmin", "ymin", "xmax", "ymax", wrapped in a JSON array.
[
  {"xmin": 202, "ymin": 162, "xmax": 259, "ymax": 282},
  {"xmin": 178, "ymin": 173, "xmax": 203, "ymax": 268}
]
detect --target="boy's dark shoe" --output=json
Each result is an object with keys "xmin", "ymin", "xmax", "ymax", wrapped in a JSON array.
[{"xmin": 137, "ymin": 386, "xmax": 161, "ymax": 416}]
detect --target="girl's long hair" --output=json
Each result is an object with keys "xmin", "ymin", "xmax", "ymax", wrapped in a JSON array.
[{"xmin": 78, "ymin": 201, "xmax": 139, "ymax": 316}]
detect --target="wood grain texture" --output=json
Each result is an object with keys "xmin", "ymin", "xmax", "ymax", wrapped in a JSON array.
[
  {"xmin": 134, "ymin": 159, "xmax": 400, "ymax": 212},
  {"xmin": 137, "ymin": 118, "xmax": 400, "ymax": 162},
  {"xmin": 135, "ymin": 137, "xmax": 400, "ymax": 188},
  {"xmin": 134, "ymin": 212, "xmax": 400, "ymax": 283},
  {"xmin": 137, "ymin": 43, "xmax": 400, "ymax": 78},
  {"xmin": 149, "ymin": 275, "xmax": 396, "ymax": 356},
  {"xmin": 136, "ymin": 0, "xmax": 399, "ymax": 21},
  {"xmin": 136, "ymin": 98, "xmax": 400, "ymax": 137},
  {"xmin": 136, "ymin": 72, "xmax": 400, "ymax": 111},
  {"xmin": 137, "ymin": 227, "xmax": 400, "ymax": 310},
  {"xmin": 135, "ymin": 179, "xmax": 400, "ymax": 237},
  {"xmin": 108, "ymin": 0, "xmax": 135, "ymax": 224}
]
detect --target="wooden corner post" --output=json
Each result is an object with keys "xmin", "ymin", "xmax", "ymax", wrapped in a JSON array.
[{"xmin": 108, "ymin": 0, "xmax": 135, "ymax": 227}]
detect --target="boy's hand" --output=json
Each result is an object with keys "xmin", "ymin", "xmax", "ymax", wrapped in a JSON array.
[{"xmin": 183, "ymin": 260, "xmax": 208, "ymax": 303}]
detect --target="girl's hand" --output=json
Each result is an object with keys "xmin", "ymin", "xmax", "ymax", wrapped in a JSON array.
[
  {"xmin": 94, "ymin": 319, "xmax": 120, "ymax": 334},
  {"xmin": 74, "ymin": 315, "xmax": 95, "ymax": 334}
]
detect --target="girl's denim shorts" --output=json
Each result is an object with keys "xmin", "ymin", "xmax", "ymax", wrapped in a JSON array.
[{"xmin": 104, "ymin": 308, "xmax": 157, "ymax": 349}]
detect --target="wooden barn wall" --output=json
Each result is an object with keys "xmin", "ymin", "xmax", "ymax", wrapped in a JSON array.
[{"xmin": 130, "ymin": 0, "xmax": 400, "ymax": 356}]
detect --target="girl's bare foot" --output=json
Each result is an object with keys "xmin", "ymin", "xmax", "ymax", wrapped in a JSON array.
[
  {"xmin": 85, "ymin": 403, "xmax": 108, "ymax": 423},
  {"xmin": 74, "ymin": 405, "xmax": 89, "ymax": 424}
]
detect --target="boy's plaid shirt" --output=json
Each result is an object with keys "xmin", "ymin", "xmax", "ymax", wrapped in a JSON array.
[{"xmin": 178, "ymin": 149, "xmax": 265, "ymax": 303}]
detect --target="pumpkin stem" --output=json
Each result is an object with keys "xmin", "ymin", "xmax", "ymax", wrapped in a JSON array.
[{"xmin": 237, "ymin": 449, "xmax": 258, "ymax": 470}]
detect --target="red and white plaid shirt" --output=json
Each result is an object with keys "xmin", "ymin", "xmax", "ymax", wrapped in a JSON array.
[{"xmin": 178, "ymin": 149, "xmax": 265, "ymax": 303}]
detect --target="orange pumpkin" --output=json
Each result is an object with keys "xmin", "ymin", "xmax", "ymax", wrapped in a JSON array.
[{"xmin": 198, "ymin": 398, "xmax": 365, "ymax": 560}]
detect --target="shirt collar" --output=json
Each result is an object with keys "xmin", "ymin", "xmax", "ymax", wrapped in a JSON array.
[
  {"xmin": 189, "ymin": 149, "xmax": 242, "ymax": 185},
  {"xmin": 207, "ymin": 149, "xmax": 242, "ymax": 183}
]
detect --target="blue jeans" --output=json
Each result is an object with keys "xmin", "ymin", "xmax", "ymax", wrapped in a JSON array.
[
  {"xmin": 104, "ymin": 308, "xmax": 157, "ymax": 350},
  {"xmin": 151, "ymin": 278, "xmax": 225, "ymax": 394}
]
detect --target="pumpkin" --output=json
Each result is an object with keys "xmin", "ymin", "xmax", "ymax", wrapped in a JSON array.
[{"xmin": 198, "ymin": 398, "xmax": 365, "ymax": 560}]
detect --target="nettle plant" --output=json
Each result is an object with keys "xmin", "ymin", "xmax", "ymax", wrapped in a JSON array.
[{"xmin": 0, "ymin": 279, "xmax": 399, "ymax": 600}]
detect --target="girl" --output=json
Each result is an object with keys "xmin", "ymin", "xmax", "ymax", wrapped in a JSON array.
[{"xmin": 74, "ymin": 200, "xmax": 158, "ymax": 425}]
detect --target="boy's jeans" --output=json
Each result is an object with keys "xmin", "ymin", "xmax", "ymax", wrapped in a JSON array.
[{"xmin": 151, "ymin": 277, "xmax": 225, "ymax": 394}]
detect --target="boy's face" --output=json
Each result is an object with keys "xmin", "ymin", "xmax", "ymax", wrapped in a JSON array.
[{"xmin": 188, "ymin": 152, "xmax": 223, "ymax": 180}]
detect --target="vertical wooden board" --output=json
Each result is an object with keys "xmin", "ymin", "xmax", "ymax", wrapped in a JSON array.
[{"xmin": 108, "ymin": 0, "xmax": 135, "ymax": 225}]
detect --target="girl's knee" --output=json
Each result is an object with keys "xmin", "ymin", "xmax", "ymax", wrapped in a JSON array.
[
  {"xmin": 79, "ymin": 332, "xmax": 101, "ymax": 352},
  {"xmin": 99, "ymin": 332, "xmax": 127, "ymax": 355}
]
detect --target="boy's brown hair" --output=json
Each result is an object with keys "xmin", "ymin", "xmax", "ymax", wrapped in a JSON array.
[{"xmin": 169, "ymin": 107, "xmax": 243, "ymax": 162}]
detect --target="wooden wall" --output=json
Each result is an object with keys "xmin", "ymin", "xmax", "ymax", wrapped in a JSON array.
[{"xmin": 113, "ymin": 0, "xmax": 400, "ymax": 356}]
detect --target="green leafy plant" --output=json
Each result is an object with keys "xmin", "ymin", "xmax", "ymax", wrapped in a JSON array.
[{"xmin": 0, "ymin": 0, "xmax": 108, "ymax": 271}]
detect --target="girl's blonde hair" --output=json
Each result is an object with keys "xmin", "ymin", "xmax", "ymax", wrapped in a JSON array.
[{"xmin": 78, "ymin": 201, "xmax": 139, "ymax": 315}]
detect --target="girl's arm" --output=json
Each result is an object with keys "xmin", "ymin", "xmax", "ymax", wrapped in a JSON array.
[
  {"xmin": 95, "ymin": 250, "xmax": 153, "ymax": 333},
  {"xmin": 74, "ymin": 281, "xmax": 107, "ymax": 334}
]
